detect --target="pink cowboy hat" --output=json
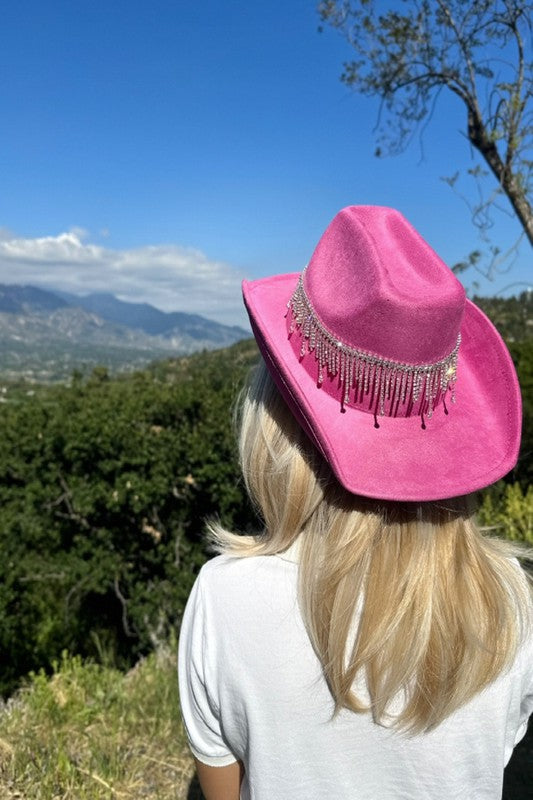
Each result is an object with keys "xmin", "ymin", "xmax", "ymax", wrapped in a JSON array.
[{"xmin": 242, "ymin": 206, "xmax": 521, "ymax": 501}]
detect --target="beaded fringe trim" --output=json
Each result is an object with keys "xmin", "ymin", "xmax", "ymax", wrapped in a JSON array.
[{"xmin": 286, "ymin": 274, "xmax": 460, "ymax": 419}]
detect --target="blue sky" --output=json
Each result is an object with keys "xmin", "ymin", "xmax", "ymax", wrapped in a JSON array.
[{"xmin": 0, "ymin": 0, "xmax": 530, "ymax": 327}]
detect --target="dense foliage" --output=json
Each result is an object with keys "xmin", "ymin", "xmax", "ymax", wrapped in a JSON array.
[
  {"xmin": 474, "ymin": 292, "xmax": 533, "ymax": 344},
  {"xmin": 0, "ymin": 340, "xmax": 259, "ymax": 696},
  {"xmin": 476, "ymin": 291, "xmax": 533, "ymax": 489}
]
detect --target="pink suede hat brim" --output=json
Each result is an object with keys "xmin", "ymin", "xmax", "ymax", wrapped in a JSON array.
[{"xmin": 243, "ymin": 273, "xmax": 522, "ymax": 502}]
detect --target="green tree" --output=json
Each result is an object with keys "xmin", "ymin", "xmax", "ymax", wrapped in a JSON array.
[
  {"xmin": 0, "ymin": 340, "xmax": 259, "ymax": 695},
  {"xmin": 318, "ymin": 0, "xmax": 532, "ymax": 258}
]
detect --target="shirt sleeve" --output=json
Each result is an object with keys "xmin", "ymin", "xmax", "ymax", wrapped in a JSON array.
[
  {"xmin": 513, "ymin": 571, "xmax": 533, "ymax": 748},
  {"xmin": 178, "ymin": 567, "xmax": 238, "ymax": 767},
  {"xmin": 515, "ymin": 623, "xmax": 533, "ymax": 746}
]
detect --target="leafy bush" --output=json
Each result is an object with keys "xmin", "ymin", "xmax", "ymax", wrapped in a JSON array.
[
  {"xmin": 0, "ymin": 340, "xmax": 259, "ymax": 695},
  {"xmin": 507, "ymin": 340, "xmax": 533, "ymax": 489},
  {"xmin": 478, "ymin": 482, "xmax": 533, "ymax": 544},
  {"xmin": 473, "ymin": 292, "xmax": 533, "ymax": 345}
]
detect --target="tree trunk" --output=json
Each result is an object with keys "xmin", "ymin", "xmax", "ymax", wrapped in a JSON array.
[{"xmin": 467, "ymin": 107, "xmax": 533, "ymax": 246}]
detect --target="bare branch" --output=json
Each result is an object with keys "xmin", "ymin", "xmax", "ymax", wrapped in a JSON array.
[
  {"xmin": 494, "ymin": 280, "xmax": 533, "ymax": 295},
  {"xmin": 434, "ymin": 0, "xmax": 479, "ymax": 102},
  {"xmin": 113, "ymin": 577, "xmax": 136, "ymax": 638}
]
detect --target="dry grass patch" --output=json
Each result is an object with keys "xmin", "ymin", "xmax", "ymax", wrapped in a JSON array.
[{"xmin": 0, "ymin": 647, "xmax": 201, "ymax": 799}]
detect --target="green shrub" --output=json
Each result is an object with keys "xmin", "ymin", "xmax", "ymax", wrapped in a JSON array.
[
  {"xmin": 0, "ymin": 340, "xmax": 259, "ymax": 695},
  {"xmin": 478, "ymin": 482, "xmax": 533, "ymax": 544}
]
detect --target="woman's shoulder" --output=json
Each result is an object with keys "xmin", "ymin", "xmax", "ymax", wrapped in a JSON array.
[
  {"xmin": 193, "ymin": 551, "xmax": 298, "ymax": 618},
  {"xmin": 198, "ymin": 550, "xmax": 294, "ymax": 584}
]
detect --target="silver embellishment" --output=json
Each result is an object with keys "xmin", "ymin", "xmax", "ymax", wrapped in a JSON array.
[{"xmin": 286, "ymin": 273, "xmax": 461, "ymax": 418}]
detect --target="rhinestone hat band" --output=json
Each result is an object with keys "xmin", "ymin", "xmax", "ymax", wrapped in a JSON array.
[{"xmin": 286, "ymin": 273, "xmax": 460, "ymax": 420}]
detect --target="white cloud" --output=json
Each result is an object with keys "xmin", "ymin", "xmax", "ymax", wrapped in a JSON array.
[{"xmin": 0, "ymin": 230, "xmax": 250, "ymax": 328}]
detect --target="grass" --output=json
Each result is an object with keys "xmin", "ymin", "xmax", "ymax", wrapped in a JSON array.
[{"xmin": 0, "ymin": 646, "xmax": 201, "ymax": 800}]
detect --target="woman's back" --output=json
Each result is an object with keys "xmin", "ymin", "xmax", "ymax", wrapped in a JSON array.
[{"xmin": 179, "ymin": 551, "xmax": 533, "ymax": 800}]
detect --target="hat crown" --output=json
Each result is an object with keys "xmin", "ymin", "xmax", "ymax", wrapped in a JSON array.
[{"xmin": 305, "ymin": 206, "xmax": 465, "ymax": 364}]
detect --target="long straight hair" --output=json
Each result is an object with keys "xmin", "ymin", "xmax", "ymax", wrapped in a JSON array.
[{"xmin": 209, "ymin": 361, "xmax": 532, "ymax": 733}]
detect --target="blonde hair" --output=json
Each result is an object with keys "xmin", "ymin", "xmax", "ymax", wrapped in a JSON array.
[{"xmin": 209, "ymin": 361, "xmax": 532, "ymax": 733}]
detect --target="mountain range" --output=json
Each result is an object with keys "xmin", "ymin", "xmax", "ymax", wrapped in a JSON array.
[{"xmin": 0, "ymin": 284, "xmax": 249, "ymax": 382}]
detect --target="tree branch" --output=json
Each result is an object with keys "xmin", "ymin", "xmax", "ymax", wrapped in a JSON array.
[
  {"xmin": 435, "ymin": 0, "xmax": 479, "ymax": 102},
  {"xmin": 321, "ymin": 0, "xmax": 533, "ymax": 249}
]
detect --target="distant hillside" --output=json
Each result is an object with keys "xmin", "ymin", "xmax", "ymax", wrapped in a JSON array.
[
  {"xmin": 0, "ymin": 284, "xmax": 67, "ymax": 313},
  {"xmin": 0, "ymin": 284, "xmax": 249, "ymax": 382},
  {"xmin": 54, "ymin": 290, "xmax": 247, "ymax": 341}
]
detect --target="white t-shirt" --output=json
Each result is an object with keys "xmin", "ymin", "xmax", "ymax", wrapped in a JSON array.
[{"xmin": 178, "ymin": 548, "xmax": 533, "ymax": 800}]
